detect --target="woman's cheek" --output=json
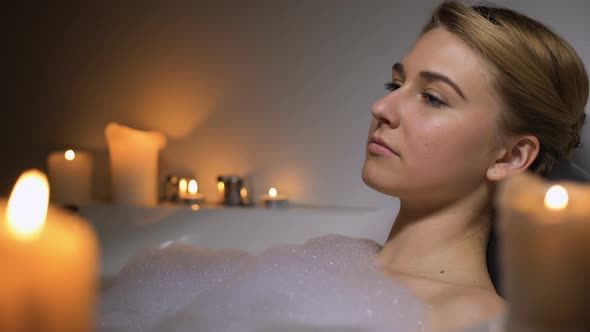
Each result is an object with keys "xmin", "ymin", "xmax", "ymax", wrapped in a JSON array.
[
  {"xmin": 411, "ymin": 123, "xmax": 444, "ymax": 156},
  {"xmin": 413, "ymin": 124, "xmax": 466, "ymax": 169}
]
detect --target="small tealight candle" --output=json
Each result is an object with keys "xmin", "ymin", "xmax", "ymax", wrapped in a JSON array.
[
  {"xmin": 178, "ymin": 179, "xmax": 206, "ymax": 205},
  {"xmin": 47, "ymin": 149, "xmax": 92, "ymax": 206},
  {"xmin": 497, "ymin": 172, "xmax": 590, "ymax": 331},
  {"xmin": 261, "ymin": 187, "xmax": 288, "ymax": 208}
]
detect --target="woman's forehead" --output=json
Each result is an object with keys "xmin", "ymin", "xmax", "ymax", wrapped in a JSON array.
[{"xmin": 399, "ymin": 27, "xmax": 496, "ymax": 95}]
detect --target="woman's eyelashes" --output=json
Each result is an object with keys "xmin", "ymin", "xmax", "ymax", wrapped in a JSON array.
[
  {"xmin": 384, "ymin": 80, "xmax": 401, "ymax": 91},
  {"xmin": 422, "ymin": 91, "xmax": 448, "ymax": 108},
  {"xmin": 384, "ymin": 80, "xmax": 448, "ymax": 109}
]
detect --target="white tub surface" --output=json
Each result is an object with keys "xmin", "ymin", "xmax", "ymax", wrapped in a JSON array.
[{"xmin": 80, "ymin": 204, "xmax": 397, "ymax": 278}]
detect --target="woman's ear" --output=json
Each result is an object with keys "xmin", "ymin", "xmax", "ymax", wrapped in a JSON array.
[{"xmin": 486, "ymin": 135, "xmax": 540, "ymax": 182}]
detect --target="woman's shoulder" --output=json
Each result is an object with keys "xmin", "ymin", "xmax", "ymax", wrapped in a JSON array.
[{"xmin": 430, "ymin": 285, "xmax": 506, "ymax": 332}]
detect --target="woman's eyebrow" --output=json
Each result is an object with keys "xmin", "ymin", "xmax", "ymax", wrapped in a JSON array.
[
  {"xmin": 391, "ymin": 62, "xmax": 468, "ymax": 102},
  {"xmin": 419, "ymin": 71, "xmax": 468, "ymax": 101},
  {"xmin": 392, "ymin": 62, "xmax": 405, "ymax": 79}
]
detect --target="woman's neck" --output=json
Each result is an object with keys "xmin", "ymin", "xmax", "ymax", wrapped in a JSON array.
[{"xmin": 377, "ymin": 184, "xmax": 495, "ymax": 290}]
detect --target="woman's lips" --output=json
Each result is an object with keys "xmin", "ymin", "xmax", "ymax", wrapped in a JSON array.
[{"xmin": 367, "ymin": 142, "xmax": 399, "ymax": 157}]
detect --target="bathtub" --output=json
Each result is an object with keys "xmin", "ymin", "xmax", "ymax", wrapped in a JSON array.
[
  {"xmin": 87, "ymin": 203, "xmax": 505, "ymax": 332},
  {"xmin": 80, "ymin": 203, "xmax": 397, "ymax": 281}
]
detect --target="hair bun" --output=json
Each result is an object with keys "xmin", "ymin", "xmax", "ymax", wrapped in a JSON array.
[{"xmin": 572, "ymin": 112, "xmax": 586, "ymax": 149}]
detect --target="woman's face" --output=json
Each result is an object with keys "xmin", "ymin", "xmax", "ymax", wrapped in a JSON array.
[{"xmin": 362, "ymin": 27, "xmax": 505, "ymax": 205}]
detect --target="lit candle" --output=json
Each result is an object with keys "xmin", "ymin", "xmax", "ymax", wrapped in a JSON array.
[
  {"xmin": 105, "ymin": 122, "xmax": 167, "ymax": 206},
  {"xmin": 260, "ymin": 187, "xmax": 288, "ymax": 208},
  {"xmin": 0, "ymin": 169, "xmax": 98, "ymax": 332},
  {"xmin": 47, "ymin": 149, "xmax": 92, "ymax": 206},
  {"xmin": 497, "ymin": 172, "xmax": 590, "ymax": 331},
  {"xmin": 240, "ymin": 187, "xmax": 250, "ymax": 205},
  {"xmin": 178, "ymin": 179, "xmax": 205, "ymax": 205},
  {"xmin": 217, "ymin": 180, "xmax": 225, "ymax": 204},
  {"xmin": 216, "ymin": 175, "xmax": 247, "ymax": 206},
  {"xmin": 179, "ymin": 178, "xmax": 188, "ymax": 195}
]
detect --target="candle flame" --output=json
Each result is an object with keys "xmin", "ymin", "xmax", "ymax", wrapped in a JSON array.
[
  {"xmin": 269, "ymin": 187, "xmax": 278, "ymax": 197},
  {"xmin": 5, "ymin": 169, "xmax": 49, "ymax": 239},
  {"xmin": 240, "ymin": 187, "xmax": 248, "ymax": 199},
  {"xmin": 179, "ymin": 178, "xmax": 188, "ymax": 193},
  {"xmin": 217, "ymin": 181, "xmax": 225, "ymax": 192},
  {"xmin": 544, "ymin": 185, "xmax": 569, "ymax": 210},
  {"xmin": 188, "ymin": 179, "xmax": 198, "ymax": 194},
  {"xmin": 191, "ymin": 204, "xmax": 200, "ymax": 211},
  {"xmin": 64, "ymin": 149, "xmax": 76, "ymax": 161}
]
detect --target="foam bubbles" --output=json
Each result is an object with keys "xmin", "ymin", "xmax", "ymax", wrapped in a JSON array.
[{"xmin": 98, "ymin": 234, "xmax": 431, "ymax": 332}]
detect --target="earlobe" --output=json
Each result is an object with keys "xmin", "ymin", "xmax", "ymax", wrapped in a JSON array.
[
  {"xmin": 486, "ymin": 147, "xmax": 510, "ymax": 182},
  {"xmin": 486, "ymin": 164, "xmax": 508, "ymax": 182}
]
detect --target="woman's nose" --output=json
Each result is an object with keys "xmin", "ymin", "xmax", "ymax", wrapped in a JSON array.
[{"xmin": 371, "ymin": 93, "xmax": 400, "ymax": 129}]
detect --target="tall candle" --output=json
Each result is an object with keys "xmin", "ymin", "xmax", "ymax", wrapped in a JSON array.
[
  {"xmin": 105, "ymin": 122, "xmax": 167, "ymax": 206},
  {"xmin": 47, "ymin": 149, "xmax": 92, "ymax": 206},
  {"xmin": 496, "ymin": 172, "xmax": 590, "ymax": 331},
  {"xmin": 0, "ymin": 169, "xmax": 98, "ymax": 332}
]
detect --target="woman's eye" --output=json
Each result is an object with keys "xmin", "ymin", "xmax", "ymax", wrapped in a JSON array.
[
  {"xmin": 384, "ymin": 81, "xmax": 401, "ymax": 92},
  {"xmin": 383, "ymin": 81, "xmax": 448, "ymax": 109},
  {"xmin": 421, "ymin": 93, "xmax": 447, "ymax": 108}
]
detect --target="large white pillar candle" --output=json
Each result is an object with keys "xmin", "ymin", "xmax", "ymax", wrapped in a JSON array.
[
  {"xmin": 47, "ymin": 149, "xmax": 92, "ymax": 206},
  {"xmin": 0, "ymin": 169, "xmax": 98, "ymax": 332},
  {"xmin": 105, "ymin": 122, "xmax": 167, "ymax": 206},
  {"xmin": 497, "ymin": 172, "xmax": 590, "ymax": 332}
]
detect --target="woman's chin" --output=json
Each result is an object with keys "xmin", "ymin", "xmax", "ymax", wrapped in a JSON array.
[{"xmin": 361, "ymin": 162, "xmax": 402, "ymax": 197}]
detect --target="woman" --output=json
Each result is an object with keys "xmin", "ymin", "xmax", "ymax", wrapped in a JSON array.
[{"xmin": 362, "ymin": 1, "xmax": 588, "ymax": 331}]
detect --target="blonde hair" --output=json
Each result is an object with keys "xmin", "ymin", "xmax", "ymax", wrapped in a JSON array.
[{"xmin": 422, "ymin": 1, "xmax": 588, "ymax": 175}]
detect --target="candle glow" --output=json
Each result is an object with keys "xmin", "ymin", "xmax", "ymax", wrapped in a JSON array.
[
  {"xmin": 64, "ymin": 149, "xmax": 76, "ymax": 161},
  {"xmin": 179, "ymin": 178, "xmax": 188, "ymax": 193},
  {"xmin": 178, "ymin": 178, "xmax": 205, "ymax": 204},
  {"xmin": 217, "ymin": 180, "xmax": 225, "ymax": 203},
  {"xmin": 261, "ymin": 186, "xmax": 287, "ymax": 208},
  {"xmin": 5, "ymin": 169, "xmax": 49, "ymax": 239},
  {"xmin": 544, "ymin": 185, "xmax": 569, "ymax": 211},
  {"xmin": 188, "ymin": 180, "xmax": 198, "ymax": 194}
]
